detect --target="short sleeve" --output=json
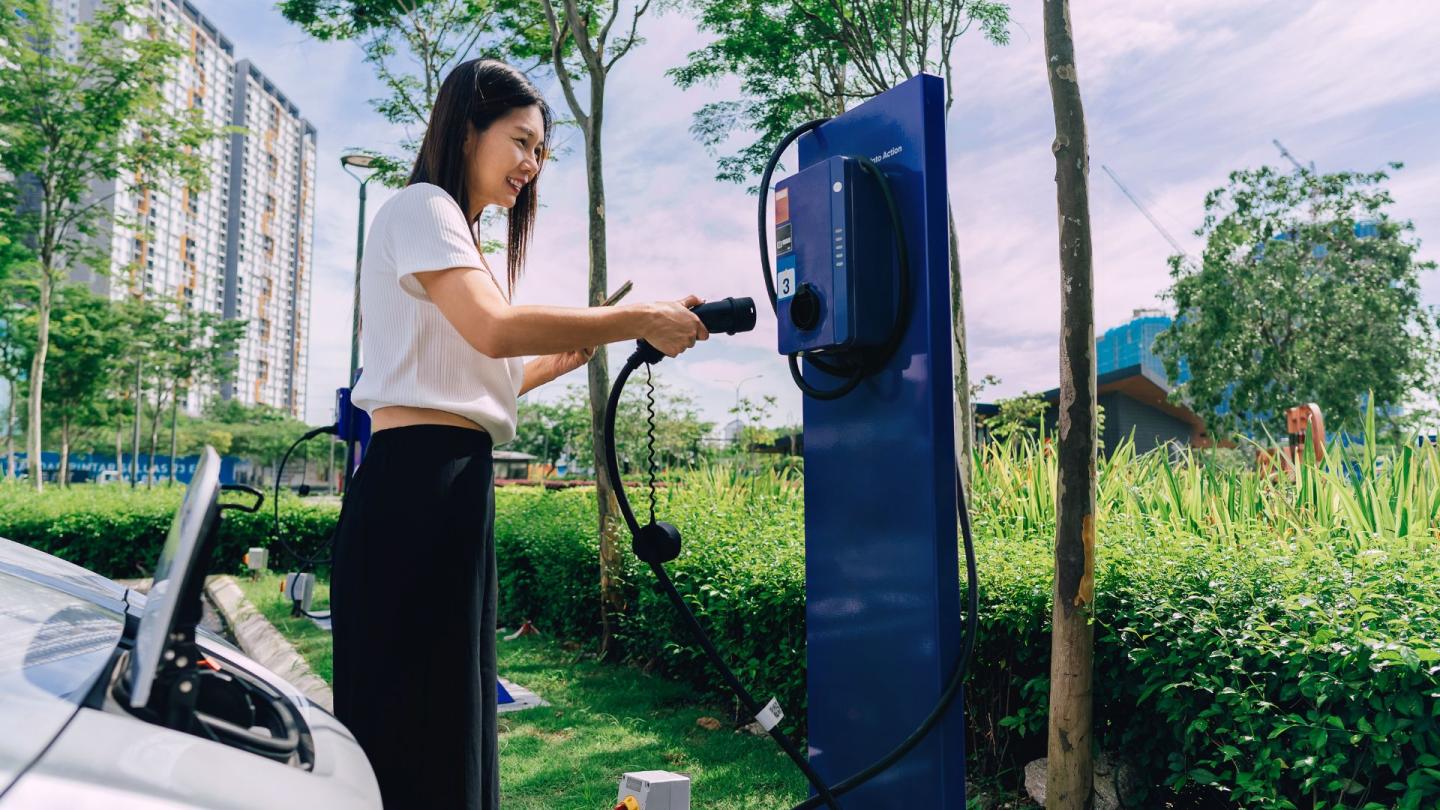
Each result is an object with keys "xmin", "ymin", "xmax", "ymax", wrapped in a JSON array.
[{"xmin": 387, "ymin": 184, "xmax": 484, "ymax": 302}]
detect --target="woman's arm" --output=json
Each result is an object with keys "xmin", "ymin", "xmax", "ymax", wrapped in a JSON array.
[
  {"xmin": 517, "ymin": 350, "xmax": 588, "ymax": 397},
  {"xmin": 413, "ymin": 266, "xmax": 707, "ymax": 359}
]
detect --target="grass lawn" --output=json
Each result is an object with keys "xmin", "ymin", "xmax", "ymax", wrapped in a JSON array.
[{"xmin": 233, "ymin": 574, "xmax": 811, "ymax": 808}]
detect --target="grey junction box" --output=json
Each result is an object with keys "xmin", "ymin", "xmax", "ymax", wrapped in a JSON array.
[{"xmin": 616, "ymin": 770, "xmax": 690, "ymax": 810}]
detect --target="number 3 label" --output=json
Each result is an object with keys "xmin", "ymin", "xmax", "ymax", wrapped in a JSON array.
[{"xmin": 777, "ymin": 268, "xmax": 796, "ymax": 300}]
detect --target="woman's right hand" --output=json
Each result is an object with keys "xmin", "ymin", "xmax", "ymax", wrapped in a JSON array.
[{"xmin": 640, "ymin": 295, "xmax": 710, "ymax": 357}]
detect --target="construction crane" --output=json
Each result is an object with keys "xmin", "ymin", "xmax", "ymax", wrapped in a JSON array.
[
  {"xmin": 1272, "ymin": 139, "xmax": 1315, "ymax": 174},
  {"xmin": 1101, "ymin": 164, "xmax": 1194, "ymax": 265}
]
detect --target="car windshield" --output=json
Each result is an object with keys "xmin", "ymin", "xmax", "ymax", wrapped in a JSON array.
[{"xmin": 0, "ymin": 569, "xmax": 124, "ymax": 789}]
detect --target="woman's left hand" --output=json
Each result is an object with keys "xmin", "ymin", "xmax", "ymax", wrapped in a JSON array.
[{"xmin": 557, "ymin": 346, "xmax": 596, "ymax": 373}]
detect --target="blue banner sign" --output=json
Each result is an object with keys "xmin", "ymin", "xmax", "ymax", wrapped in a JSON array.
[{"xmin": 1, "ymin": 452, "xmax": 240, "ymax": 484}]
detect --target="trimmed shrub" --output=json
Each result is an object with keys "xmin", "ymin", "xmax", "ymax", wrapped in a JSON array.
[
  {"xmin": 0, "ymin": 484, "xmax": 337, "ymax": 578},
  {"xmin": 6, "ymin": 430, "xmax": 1439, "ymax": 808}
]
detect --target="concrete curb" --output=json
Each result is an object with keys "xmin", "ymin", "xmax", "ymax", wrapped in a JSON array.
[{"xmin": 205, "ymin": 575, "xmax": 334, "ymax": 713}]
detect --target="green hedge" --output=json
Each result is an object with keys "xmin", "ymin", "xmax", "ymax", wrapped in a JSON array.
[
  {"xmin": 494, "ymin": 483, "xmax": 808, "ymax": 736},
  {"xmin": 5, "ymin": 467, "xmax": 1438, "ymax": 809},
  {"xmin": 0, "ymin": 484, "xmax": 338, "ymax": 578},
  {"xmin": 492, "ymin": 481, "xmax": 1440, "ymax": 810}
]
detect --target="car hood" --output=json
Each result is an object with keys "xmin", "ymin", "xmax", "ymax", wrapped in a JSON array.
[{"xmin": 0, "ymin": 555, "xmax": 126, "ymax": 797}]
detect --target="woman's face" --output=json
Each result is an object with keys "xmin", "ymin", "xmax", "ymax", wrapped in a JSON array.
[{"xmin": 465, "ymin": 104, "xmax": 546, "ymax": 213}]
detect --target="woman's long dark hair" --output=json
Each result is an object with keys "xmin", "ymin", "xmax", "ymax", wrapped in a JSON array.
[{"xmin": 408, "ymin": 59, "xmax": 552, "ymax": 297}]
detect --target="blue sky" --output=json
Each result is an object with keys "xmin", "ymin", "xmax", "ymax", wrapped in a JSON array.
[{"xmin": 190, "ymin": 0, "xmax": 1440, "ymax": 430}]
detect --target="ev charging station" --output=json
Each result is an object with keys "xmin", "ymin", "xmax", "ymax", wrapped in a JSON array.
[
  {"xmin": 785, "ymin": 74, "xmax": 966, "ymax": 807},
  {"xmin": 604, "ymin": 73, "xmax": 973, "ymax": 809},
  {"xmin": 310, "ymin": 71, "xmax": 973, "ymax": 809}
]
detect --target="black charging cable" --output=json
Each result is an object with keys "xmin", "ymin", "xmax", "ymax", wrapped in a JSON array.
[
  {"xmin": 602, "ymin": 343, "xmax": 841, "ymax": 810},
  {"xmin": 270, "ymin": 425, "xmax": 339, "ymax": 620},
  {"xmin": 603, "ymin": 347, "xmax": 978, "ymax": 808},
  {"xmin": 270, "ymin": 424, "xmax": 339, "ymax": 569},
  {"xmin": 596, "ymin": 116, "xmax": 981, "ymax": 806},
  {"xmin": 757, "ymin": 121, "xmax": 913, "ymax": 400}
]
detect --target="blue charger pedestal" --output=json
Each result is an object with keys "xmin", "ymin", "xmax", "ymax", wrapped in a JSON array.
[
  {"xmin": 786, "ymin": 74, "xmax": 965, "ymax": 806},
  {"xmin": 335, "ymin": 385, "xmax": 372, "ymax": 472}
]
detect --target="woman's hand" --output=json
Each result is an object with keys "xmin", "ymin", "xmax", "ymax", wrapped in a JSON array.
[
  {"xmin": 556, "ymin": 345, "xmax": 596, "ymax": 374},
  {"xmin": 640, "ymin": 295, "xmax": 710, "ymax": 357}
]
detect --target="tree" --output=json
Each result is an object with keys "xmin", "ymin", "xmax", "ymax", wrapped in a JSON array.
[
  {"xmin": 514, "ymin": 395, "xmax": 591, "ymax": 469},
  {"xmin": 279, "ymin": 0, "xmax": 550, "ymax": 189},
  {"xmin": 728, "ymin": 393, "xmax": 779, "ymax": 451},
  {"xmin": 1154, "ymin": 164, "xmax": 1438, "ymax": 439},
  {"xmin": 0, "ymin": 0, "xmax": 215, "ymax": 491},
  {"xmin": 530, "ymin": 0, "xmax": 653, "ymax": 658},
  {"xmin": 1044, "ymin": 0, "xmax": 1098, "ymax": 805},
  {"xmin": 670, "ymin": 0, "xmax": 1009, "ymax": 488},
  {"xmin": 515, "ymin": 382, "xmax": 714, "ymax": 475},
  {"xmin": 163, "ymin": 306, "xmax": 245, "ymax": 484},
  {"xmin": 194, "ymin": 399, "xmax": 324, "ymax": 484},
  {"xmin": 0, "ymin": 255, "xmax": 36, "ymax": 483},
  {"xmin": 280, "ymin": 0, "xmax": 651, "ymax": 655},
  {"xmin": 111, "ymin": 297, "xmax": 166, "ymax": 484},
  {"xmin": 988, "ymin": 391, "xmax": 1047, "ymax": 440},
  {"xmin": 604, "ymin": 379, "xmax": 713, "ymax": 473},
  {"xmin": 41, "ymin": 286, "xmax": 124, "ymax": 485}
]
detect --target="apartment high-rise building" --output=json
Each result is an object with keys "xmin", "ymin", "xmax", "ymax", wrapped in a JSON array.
[
  {"xmin": 58, "ymin": 0, "xmax": 315, "ymax": 419},
  {"xmin": 222, "ymin": 60, "xmax": 316, "ymax": 417}
]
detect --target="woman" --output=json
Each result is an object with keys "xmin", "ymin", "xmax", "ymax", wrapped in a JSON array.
[{"xmin": 331, "ymin": 58, "xmax": 708, "ymax": 808}]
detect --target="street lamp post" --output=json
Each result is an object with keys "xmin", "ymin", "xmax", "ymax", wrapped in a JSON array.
[{"xmin": 340, "ymin": 153, "xmax": 378, "ymax": 495}]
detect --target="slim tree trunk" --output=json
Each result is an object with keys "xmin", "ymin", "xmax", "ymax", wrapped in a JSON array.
[
  {"xmin": 168, "ymin": 387, "xmax": 180, "ymax": 486},
  {"xmin": 131, "ymin": 360, "xmax": 142, "ymax": 486},
  {"xmin": 59, "ymin": 415, "xmax": 70, "ymax": 488},
  {"xmin": 27, "ymin": 277, "xmax": 53, "ymax": 491},
  {"xmin": 1044, "ymin": 2, "xmax": 1097, "ymax": 807},
  {"xmin": 542, "ymin": 0, "xmax": 651, "ymax": 661},
  {"xmin": 147, "ymin": 381, "xmax": 166, "ymax": 489},
  {"xmin": 948, "ymin": 200, "xmax": 973, "ymax": 491},
  {"xmin": 580, "ymin": 84, "xmax": 626, "ymax": 660},
  {"xmin": 115, "ymin": 423, "xmax": 123, "ymax": 482}
]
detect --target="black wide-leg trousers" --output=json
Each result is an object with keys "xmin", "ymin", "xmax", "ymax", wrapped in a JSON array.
[{"xmin": 332, "ymin": 424, "xmax": 499, "ymax": 809}]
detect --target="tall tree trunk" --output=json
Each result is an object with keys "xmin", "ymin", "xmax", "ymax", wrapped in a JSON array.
[
  {"xmin": 948, "ymin": 199, "xmax": 973, "ymax": 491},
  {"xmin": 27, "ymin": 277, "xmax": 53, "ymax": 491},
  {"xmin": 59, "ymin": 414, "xmax": 70, "ymax": 488},
  {"xmin": 131, "ymin": 360, "xmax": 143, "ymax": 486},
  {"xmin": 168, "ymin": 386, "xmax": 180, "ymax": 486},
  {"xmin": 146, "ymin": 381, "xmax": 166, "ymax": 489},
  {"xmin": 580, "ymin": 82, "xmax": 625, "ymax": 660},
  {"xmin": 115, "ymin": 423, "xmax": 123, "ymax": 483},
  {"xmin": 1044, "ymin": 1, "xmax": 1097, "ymax": 807}
]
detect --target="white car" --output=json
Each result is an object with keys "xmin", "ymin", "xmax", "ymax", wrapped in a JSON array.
[{"xmin": 0, "ymin": 447, "xmax": 381, "ymax": 808}]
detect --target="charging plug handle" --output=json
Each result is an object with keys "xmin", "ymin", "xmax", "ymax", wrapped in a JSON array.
[
  {"xmin": 691, "ymin": 296, "xmax": 756, "ymax": 336},
  {"xmin": 633, "ymin": 296, "xmax": 756, "ymax": 366}
]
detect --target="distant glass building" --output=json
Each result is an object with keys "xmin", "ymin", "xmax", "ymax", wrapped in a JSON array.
[
  {"xmin": 1030, "ymin": 309, "xmax": 1209, "ymax": 454},
  {"xmin": 1095, "ymin": 308, "xmax": 1181, "ymax": 382}
]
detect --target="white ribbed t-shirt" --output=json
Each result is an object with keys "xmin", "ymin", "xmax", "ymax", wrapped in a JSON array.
[{"xmin": 350, "ymin": 183, "xmax": 526, "ymax": 444}]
